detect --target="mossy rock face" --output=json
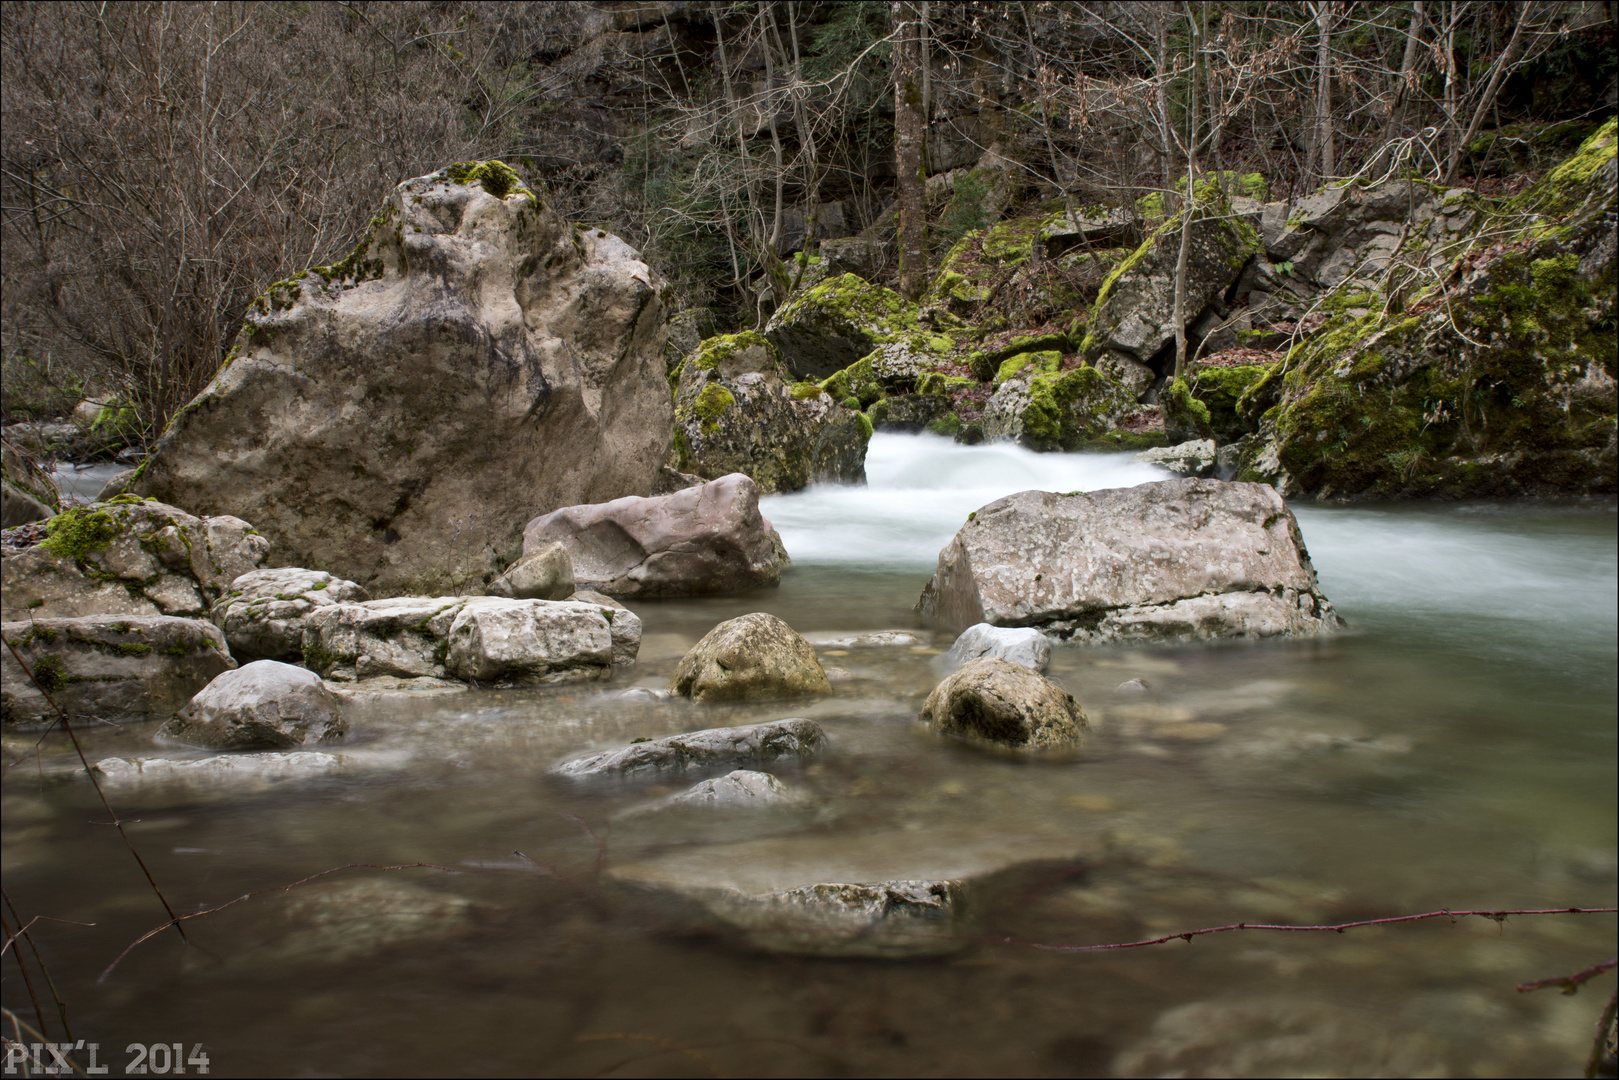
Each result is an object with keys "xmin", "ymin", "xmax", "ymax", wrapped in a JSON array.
[
  {"xmin": 1, "ymin": 442, "xmax": 61, "ymax": 525},
  {"xmin": 1084, "ymin": 205, "xmax": 1261, "ymax": 383},
  {"xmin": 765, "ymin": 274, "xmax": 947, "ymax": 381},
  {"xmin": 1180, "ymin": 365, "xmax": 1270, "ymax": 442},
  {"xmin": 672, "ymin": 341, "xmax": 870, "ymax": 494},
  {"xmin": 982, "ymin": 366, "xmax": 1141, "ymax": 452},
  {"xmin": 994, "ymin": 350, "xmax": 1063, "ymax": 386},
  {"xmin": 1255, "ymin": 215, "xmax": 1616, "ymax": 498}
]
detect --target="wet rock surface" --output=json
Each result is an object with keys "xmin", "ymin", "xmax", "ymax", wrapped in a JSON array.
[
  {"xmin": 1135, "ymin": 438, "xmax": 1217, "ymax": 477},
  {"xmin": 942, "ymin": 623, "xmax": 1051, "ymax": 673},
  {"xmin": 212, "ymin": 567, "xmax": 370, "ymax": 662},
  {"xmin": 664, "ymin": 769, "xmax": 798, "ymax": 809},
  {"xmin": 2, "ymin": 497, "xmax": 270, "ymax": 620},
  {"xmin": 669, "ymin": 612, "xmax": 832, "ymax": 702},
  {"xmin": 921, "ymin": 658, "xmax": 1087, "ymax": 752},
  {"xmin": 2, "ymin": 615, "xmax": 236, "ymax": 728},
  {"xmin": 485, "ymin": 542, "xmax": 574, "ymax": 601},
  {"xmin": 524, "ymin": 474, "xmax": 790, "ymax": 599},
  {"xmin": 917, "ymin": 478, "xmax": 1341, "ymax": 641},
  {"xmin": 94, "ymin": 751, "xmax": 347, "ymax": 784},
  {"xmin": 551, "ymin": 717, "xmax": 826, "ymax": 778},
  {"xmin": 133, "ymin": 163, "xmax": 672, "ymax": 596},
  {"xmin": 163, "ymin": 660, "xmax": 347, "ymax": 749}
]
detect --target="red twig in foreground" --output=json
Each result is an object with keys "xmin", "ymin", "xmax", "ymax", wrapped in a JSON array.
[
  {"xmin": 1518, "ymin": 956, "xmax": 1619, "ymax": 994},
  {"xmin": 100, "ymin": 861, "xmax": 459, "ymax": 981},
  {"xmin": 1015, "ymin": 906, "xmax": 1619, "ymax": 953}
]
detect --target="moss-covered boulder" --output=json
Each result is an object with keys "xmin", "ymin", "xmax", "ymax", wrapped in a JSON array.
[
  {"xmin": 671, "ymin": 332, "xmax": 869, "ymax": 493},
  {"xmin": 1, "ymin": 496, "xmax": 270, "ymax": 620},
  {"xmin": 981, "ymin": 367, "xmax": 1141, "ymax": 451},
  {"xmin": 1184, "ymin": 364, "xmax": 1270, "ymax": 443},
  {"xmin": 1247, "ymin": 120, "xmax": 1617, "ymax": 498},
  {"xmin": 669, "ymin": 612, "xmax": 832, "ymax": 703},
  {"xmin": 765, "ymin": 273, "xmax": 960, "ymax": 380},
  {"xmin": 1083, "ymin": 205, "xmax": 1263, "ymax": 396}
]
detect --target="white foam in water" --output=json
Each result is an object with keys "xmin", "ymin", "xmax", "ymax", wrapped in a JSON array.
[{"xmin": 760, "ymin": 432, "xmax": 1169, "ymax": 568}]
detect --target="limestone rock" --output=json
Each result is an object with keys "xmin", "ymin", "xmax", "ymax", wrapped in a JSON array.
[
  {"xmin": 1, "ymin": 441, "xmax": 59, "ymax": 527},
  {"xmin": 1085, "ymin": 212, "xmax": 1262, "ymax": 394},
  {"xmin": 163, "ymin": 660, "xmax": 347, "ymax": 749},
  {"xmin": 523, "ymin": 474, "xmax": 789, "ymax": 599},
  {"xmin": 212, "ymin": 567, "xmax": 370, "ymax": 662},
  {"xmin": 551, "ymin": 717, "xmax": 826, "ymax": 777},
  {"xmin": 94, "ymin": 751, "xmax": 347, "ymax": 785},
  {"xmin": 2, "ymin": 497, "xmax": 269, "ymax": 620},
  {"xmin": 686, "ymin": 879, "xmax": 963, "ymax": 958},
  {"xmin": 669, "ymin": 613, "xmax": 831, "ymax": 702},
  {"xmin": 921, "ymin": 658, "xmax": 1086, "ymax": 752},
  {"xmin": 670, "ymin": 332, "xmax": 869, "ymax": 493},
  {"xmin": 1, "ymin": 616, "xmax": 235, "ymax": 728},
  {"xmin": 981, "ymin": 367, "xmax": 1141, "ymax": 451},
  {"xmin": 917, "ymin": 479, "xmax": 1341, "ymax": 641},
  {"xmin": 943, "ymin": 623, "xmax": 1051, "ymax": 673},
  {"xmin": 1135, "ymin": 438, "xmax": 1217, "ymax": 477},
  {"xmin": 485, "ymin": 542, "xmax": 574, "ymax": 600},
  {"xmin": 765, "ymin": 273, "xmax": 940, "ymax": 380},
  {"xmin": 665, "ymin": 769, "xmax": 797, "ymax": 808},
  {"xmin": 565, "ymin": 590, "xmax": 642, "ymax": 669},
  {"xmin": 133, "ymin": 162, "xmax": 672, "ymax": 596},
  {"xmin": 301, "ymin": 596, "xmax": 626, "ymax": 685}
]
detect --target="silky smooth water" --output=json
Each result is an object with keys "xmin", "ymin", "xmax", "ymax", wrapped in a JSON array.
[{"xmin": 4, "ymin": 434, "xmax": 1614, "ymax": 1078}]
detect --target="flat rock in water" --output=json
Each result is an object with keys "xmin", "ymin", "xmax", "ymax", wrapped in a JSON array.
[
  {"xmin": 551, "ymin": 718, "xmax": 826, "ymax": 778},
  {"xmin": 609, "ymin": 824, "xmax": 1097, "ymax": 957},
  {"xmin": 805, "ymin": 630, "xmax": 926, "ymax": 648},
  {"xmin": 943, "ymin": 623, "xmax": 1051, "ymax": 673},
  {"xmin": 669, "ymin": 612, "xmax": 831, "ymax": 702},
  {"xmin": 212, "ymin": 567, "xmax": 370, "ymax": 662},
  {"xmin": 163, "ymin": 660, "xmax": 347, "ymax": 750},
  {"xmin": 917, "ymin": 479, "xmax": 1342, "ymax": 642},
  {"xmin": 523, "ymin": 474, "xmax": 789, "ymax": 598},
  {"xmin": 921, "ymin": 658, "xmax": 1087, "ymax": 753},
  {"xmin": 1135, "ymin": 438, "xmax": 1217, "ymax": 477},
  {"xmin": 1, "ymin": 616, "xmax": 235, "ymax": 729},
  {"xmin": 94, "ymin": 751, "xmax": 346, "ymax": 784}
]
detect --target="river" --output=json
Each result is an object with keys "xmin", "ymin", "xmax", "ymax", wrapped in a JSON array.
[{"xmin": 4, "ymin": 433, "xmax": 1614, "ymax": 1076}]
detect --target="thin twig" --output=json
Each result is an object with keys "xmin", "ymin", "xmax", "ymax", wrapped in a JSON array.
[{"xmin": 1518, "ymin": 956, "xmax": 1619, "ymax": 994}]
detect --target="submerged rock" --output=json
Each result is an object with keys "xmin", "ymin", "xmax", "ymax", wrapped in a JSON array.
[
  {"xmin": 2, "ymin": 497, "xmax": 269, "ymax": 620},
  {"xmin": 301, "ymin": 596, "xmax": 629, "ymax": 684},
  {"xmin": 212, "ymin": 567, "xmax": 370, "ymax": 662},
  {"xmin": 485, "ymin": 542, "xmax": 574, "ymax": 601},
  {"xmin": 921, "ymin": 658, "xmax": 1087, "ymax": 752},
  {"xmin": 669, "ymin": 613, "xmax": 832, "ymax": 702},
  {"xmin": 163, "ymin": 660, "xmax": 346, "ymax": 749},
  {"xmin": 550, "ymin": 718, "xmax": 826, "ymax": 778},
  {"xmin": 943, "ymin": 623, "xmax": 1051, "ymax": 673},
  {"xmin": 692, "ymin": 879, "xmax": 962, "ymax": 958},
  {"xmin": 94, "ymin": 751, "xmax": 347, "ymax": 784},
  {"xmin": 1, "ymin": 615, "xmax": 235, "ymax": 728},
  {"xmin": 917, "ymin": 479, "xmax": 1341, "ymax": 642},
  {"xmin": 134, "ymin": 162, "xmax": 671, "ymax": 596},
  {"xmin": 670, "ymin": 332, "xmax": 870, "ymax": 493},
  {"xmin": 665, "ymin": 769, "xmax": 798, "ymax": 808},
  {"xmin": 523, "ymin": 473, "xmax": 789, "ymax": 599}
]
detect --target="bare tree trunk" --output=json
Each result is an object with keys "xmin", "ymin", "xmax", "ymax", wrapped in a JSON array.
[
  {"xmin": 893, "ymin": 1, "xmax": 927, "ymax": 301},
  {"xmin": 1312, "ymin": 0, "xmax": 1336, "ymax": 185},
  {"xmin": 1386, "ymin": 0, "xmax": 1426, "ymax": 137},
  {"xmin": 1155, "ymin": 6, "xmax": 1174, "ymax": 213},
  {"xmin": 1172, "ymin": 5, "xmax": 1200, "ymax": 383}
]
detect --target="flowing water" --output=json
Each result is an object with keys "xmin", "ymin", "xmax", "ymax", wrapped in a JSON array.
[{"xmin": 4, "ymin": 434, "xmax": 1615, "ymax": 1077}]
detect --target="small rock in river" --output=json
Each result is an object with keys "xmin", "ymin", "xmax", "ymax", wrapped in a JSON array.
[
  {"xmin": 921, "ymin": 658, "xmax": 1087, "ymax": 753},
  {"xmin": 1116, "ymin": 678, "xmax": 1149, "ymax": 693},
  {"xmin": 667, "ymin": 770, "xmax": 797, "ymax": 808},
  {"xmin": 943, "ymin": 623, "xmax": 1051, "ymax": 673},
  {"xmin": 669, "ymin": 612, "xmax": 831, "ymax": 702},
  {"xmin": 550, "ymin": 718, "xmax": 826, "ymax": 778},
  {"xmin": 162, "ymin": 660, "xmax": 346, "ymax": 750}
]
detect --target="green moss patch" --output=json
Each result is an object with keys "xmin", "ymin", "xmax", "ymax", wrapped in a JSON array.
[{"xmin": 41, "ymin": 507, "xmax": 121, "ymax": 562}]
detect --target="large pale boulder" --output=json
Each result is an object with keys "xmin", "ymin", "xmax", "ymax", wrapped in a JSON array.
[
  {"xmin": 921, "ymin": 658, "xmax": 1087, "ymax": 753},
  {"xmin": 2, "ymin": 616, "xmax": 235, "ymax": 728},
  {"xmin": 551, "ymin": 718, "xmax": 826, "ymax": 778},
  {"xmin": 523, "ymin": 474, "xmax": 789, "ymax": 598},
  {"xmin": 2, "ymin": 498, "xmax": 269, "ymax": 620},
  {"xmin": 163, "ymin": 660, "xmax": 346, "ymax": 749},
  {"xmin": 670, "ymin": 332, "xmax": 869, "ymax": 493},
  {"xmin": 301, "ymin": 595, "xmax": 631, "ymax": 685},
  {"xmin": 134, "ymin": 161, "xmax": 672, "ymax": 596},
  {"xmin": 485, "ymin": 542, "xmax": 573, "ymax": 600},
  {"xmin": 212, "ymin": 567, "xmax": 370, "ymax": 662},
  {"xmin": 669, "ymin": 613, "xmax": 831, "ymax": 702},
  {"xmin": 917, "ymin": 479, "xmax": 1341, "ymax": 641}
]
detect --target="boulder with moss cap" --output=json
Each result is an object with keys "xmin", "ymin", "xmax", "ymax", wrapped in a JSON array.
[
  {"xmin": 765, "ymin": 273, "xmax": 960, "ymax": 380},
  {"xmin": 669, "ymin": 612, "xmax": 832, "ymax": 703},
  {"xmin": 921, "ymin": 658, "xmax": 1087, "ymax": 753},
  {"xmin": 2, "ymin": 497, "xmax": 269, "ymax": 621},
  {"xmin": 1, "ymin": 615, "xmax": 236, "ymax": 729},
  {"xmin": 670, "ymin": 332, "xmax": 869, "ymax": 493},
  {"xmin": 133, "ymin": 161, "xmax": 672, "ymax": 596}
]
